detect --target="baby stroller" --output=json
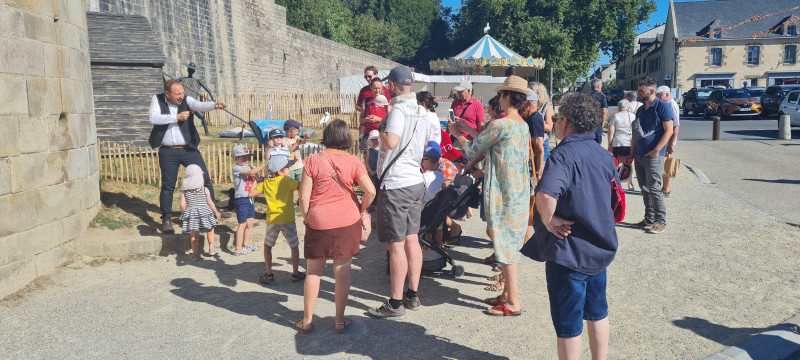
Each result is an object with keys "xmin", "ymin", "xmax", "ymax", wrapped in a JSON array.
[{"xmin": 417, "ymin": 174, "xmax": 482, "ymax": 277}]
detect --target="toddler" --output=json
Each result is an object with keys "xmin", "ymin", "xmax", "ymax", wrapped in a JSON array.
[
  {"xmin": 365, "ymin": 130, "xmax": 380, "ymax": 185},
  {"xmin": 232, "ymin": 144, "xmax": 267, "ymax": 256},
  {"xmin": 180, "ymin": 164, "xmax": 222, "ymax": 261},
  {"xmin": 249, "ymin": 156, "xmax": 305, "ymax": 283},
  {"xmin": 282, "ymin": 120, "xmax": 308, "ymax": 181}
]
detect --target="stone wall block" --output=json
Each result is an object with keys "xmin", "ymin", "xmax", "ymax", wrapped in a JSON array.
[
  {"xmin": 37, "ymin": 182, "xmax": 71, "ymax": 225},
  {"xmin": 18, "ymin": 115, "xmax": 52, "ymax": 154},
  {"xmin": 9, "ymin": 152, "xmax": 65, "ymax": 193},
  {"xmin": 43, "ymin": 43, "xmax": 61, "ymax": 78},
  {"xmin": 0, "ymin": 6, "xmax": 24, "ymax": 38},
  {"xmin": 26, "ymin": 76, "xmax": 49, "ymax": 116},
  {"xmin": 23, "ymin": 11, "xmax": 58, "ymax": 44},
  {"xmin": 0, "ymin": 36, "xmax": 44, "ymax": 76},
  {"xmin": 0, "ymin": 159, "xmax": 10, "ymax": 196},
  {"xmin": 5, "ymin": 0, "xmax": 38, "ymax": 12},
  {"xmin": 57, "ymin": 0, "xmax": 87, "ymax": 29},
  {"xmin": 0, "ymin": 74, "xmax": 29, "ymax": 115},
  {"xmin": 0, "ymin": 221, "xmax": 60, "ymax": 266},
  {"xmin": 45, "ymin": 77, "xmax": 62, "ymax": 115},
  {"xmin": 60, "ymin": 208, "xmax": 92, "ymax": 241},
  {"xmin": 59, "ymin": 79, "xmax": 92, "ymax": 115},
  {"xmin": 64, "ymin": 147, "xmax": 90, "ymax": 182},
  {"xmin": 0, "ymin": 258, "xmax": 36, "ymax": 300},
  {"xmin": 0, "ymin": 117, "xmax": 20, "ymax": 158},
  {"xmin": 33, "ymin": 245, "xmax": 69, "ymax": 277},
  {"xmin": 0, "ymin": 191, "xmax": 39, "ymax": 237}
]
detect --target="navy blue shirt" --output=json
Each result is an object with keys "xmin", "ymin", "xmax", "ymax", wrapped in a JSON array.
[
  {"xmin": 590, "ymin": 90, "xmax": 608, "ymax": 144},
  {"xmin": 520, "ymin": 132, "xmax": 620, "ymax": 275},
  {"xmin": 633, "ymin": 98, "xmax": 674, "ymax": 157},
  {"xmin": 525, "ymin": 112, "xmax": 545, "ymax": 139}
]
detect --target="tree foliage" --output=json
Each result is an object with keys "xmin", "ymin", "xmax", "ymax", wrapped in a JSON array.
[{"xmin": 451, "ymin": 0, "xmax": 655, "ymax": 86}]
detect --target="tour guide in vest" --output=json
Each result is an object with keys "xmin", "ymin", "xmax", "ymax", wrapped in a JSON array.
[{"xmin": 149, "ymin": 79, "xmax": 228, "ymax": 234}]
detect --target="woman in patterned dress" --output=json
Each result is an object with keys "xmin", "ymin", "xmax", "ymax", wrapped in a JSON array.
[{"xmin": 448, "ymin": 76, "xmax": 531, "ymax": 316}]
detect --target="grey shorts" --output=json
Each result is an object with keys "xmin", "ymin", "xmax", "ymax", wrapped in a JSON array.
[
  {"xmin": 264, "ymin": 222, "xmax": 299, "ymax": 248},
  {"xmin": 377, "ymin": 182, "xmax": 424, "ymax": 243}
]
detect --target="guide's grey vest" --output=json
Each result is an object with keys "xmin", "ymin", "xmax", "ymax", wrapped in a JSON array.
[{"xmin": 148, "ymin": 93, "xmax": 200, "ymax": 150}]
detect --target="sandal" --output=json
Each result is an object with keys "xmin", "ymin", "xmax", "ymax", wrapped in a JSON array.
[
  {"xmin": 259, "ymin": 273, "xmax": 275, "ymax": 284},
  {"xmin": 291, "ymin": 272, "xmax": 306, "ymax": 283},
  {"xmin": 485, "ymin": 295, "xmax": 505, "ymax": 306},
  {"xmin": 481, "ymin": 255, "xmax": 497, "ymax": 265},
  {"xmin": 486, "ymin": 302, "xmax": 521, "ymax": 316},
  {"xmin": 484, "ymin": 281, "xmax": 504, "ymax": 292},
  {"xmin": 188, "ymin": 253, "xmax": 201, "ymax": 261},
  {"xmin": 334, "ymin": 317, "xmax": 352, "ymax": 334},
  {"xmin": 208, "ymin": 247, "xmax": 221, "ymax": 256},
  {"xmin": 295, "ymin": 319, "xmax": 313, "ymax": 334},
  {"xmin": 491, "ymin": 263, "xmax": 502, "ymax": 272},
  {"xmin": 487, "ymin": 273, "xmax": 503, "ymax": 281}
]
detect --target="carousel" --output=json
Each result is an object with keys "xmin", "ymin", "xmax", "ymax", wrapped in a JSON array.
[{"xmin": 429, "ymin": 26, "xmax": 546, "ymax": 77}]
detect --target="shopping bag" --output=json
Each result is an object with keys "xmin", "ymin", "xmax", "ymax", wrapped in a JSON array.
[{"xmin": 663, "ymin": 154, "xmax": 681, "ymax": 178}]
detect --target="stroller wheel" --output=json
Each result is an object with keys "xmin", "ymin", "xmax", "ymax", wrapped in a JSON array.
[{"xmin": 451, "ymin": 264, "xmax": 465, "ymax": 278}]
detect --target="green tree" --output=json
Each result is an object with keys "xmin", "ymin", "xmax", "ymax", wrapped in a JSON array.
[{"xmin": 277, "ymin": 0, "xmax": 355, "ymax": 45}]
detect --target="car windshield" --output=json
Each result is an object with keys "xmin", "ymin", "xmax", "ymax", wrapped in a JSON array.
[
  {"xmin": 748, "ymin": 90, "xmax": 764, "ymax": 97},
  {"xmin": 697, "ymin": 90, "xmax": 713, "ymax": 97},
  {"xmin": 722, "ymin": 90, "xmax": 752, "ymax": 98},
  {"xmin": 781, "ymin": 87, "xmax": 800, "ymax": 96}
]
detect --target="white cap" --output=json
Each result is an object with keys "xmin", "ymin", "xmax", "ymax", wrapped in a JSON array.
[
  {"xmin": 453, "ymin": 80, "xmax": 472, "ymax": 92},
  {"xmin": 656, "ymin": 86, "xmax": 671, "ymax": 94},
  {"xmin": 368, "ymin": 130, "xmax": 380, "ymax": 140},
  {"xmin": 526, "ymin": 89, "xmax": 539, "ymax": 104}
]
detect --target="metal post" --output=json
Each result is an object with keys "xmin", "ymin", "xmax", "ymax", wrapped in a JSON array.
[
  {"xmin": 549, "ymin": 67, "xmax": 553, "ymax": 99},
  {"xmin": 712, "ymin": 116, "xmax": 721, "ymax": 140},
  {"xmin": 779, "ymin": 115, "xmax": 791, "ymax": 140}
]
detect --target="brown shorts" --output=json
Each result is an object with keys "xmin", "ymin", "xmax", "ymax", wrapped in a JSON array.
[{"xmin": 304, "ymin": 220, "xmax": 361, "ymax": 260}]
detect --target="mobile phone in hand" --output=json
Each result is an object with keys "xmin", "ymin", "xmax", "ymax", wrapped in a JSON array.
[{"xmin": 448, "ymin": 109, "xmax": 455, "ymax": 122}]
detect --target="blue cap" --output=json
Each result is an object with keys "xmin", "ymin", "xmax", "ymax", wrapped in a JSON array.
[
  {"xmin": 283, "ymin": 119, "xmax": 302, "ymax": 130},
  {"xmin": 268, "ymin": 128, "xmax": 285, "ymax": 138},
  {"xmin": 423, "ymin": 141, "xmax": 441, "ymax": 159},
  {"xmin": 386, "ymin": 66, "xmax": 413, "ymax": 86}
]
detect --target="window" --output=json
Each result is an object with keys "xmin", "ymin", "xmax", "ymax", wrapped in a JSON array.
[
  {"xmin": 648, "ymin": 58, "xmax": 660, "ymax": 72},
  {"xmin": 788, "ymin": 25, "xmax": 797, "ymax": 36},
  {"xmin": 747, "ymin": 46, "xmax": 760, "ymax": 65},
  {"xmin": 713, "ymin": 29, "xmax": 721, "ymax": 39},
  {"xmin": 787, "ymin": 91, "xmax": 800, "ymax": 104},
  {"xmin": 785, "ymin": 45, "xmax": 797, "ymax": 64},
  {"xmin": 746, "ymin": 78, "xmax": 758, "ymax": 87},
  {"xmin": 765, "ymin": 86, "xmax": 779, "ymax": 96},
  {"xmin": 710, "ymin": 48, "xmax": 722, "ymax": 66}
]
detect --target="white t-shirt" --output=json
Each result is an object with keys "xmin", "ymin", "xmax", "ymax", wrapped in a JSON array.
[
  {"xmin": 376, "ymin": 93, "xmax": 427, "ymax": 190},
  {"xmin": 422, "ymin": 170, "xmax": 445, "ymax": 202},
  {"xmin": 668, "ymin": 99, "xmax": 680, "ymax": 126},
  {"xmin": 610, "ymin": 111, "xmax": 635, "ymax": 147},
  {"xmin": 628, "ymin": 100, "xmax": 642, "ymax": 114},
  {"xmin": 426, "ymin": 112, "xmax": 442, "ymax": 144}
]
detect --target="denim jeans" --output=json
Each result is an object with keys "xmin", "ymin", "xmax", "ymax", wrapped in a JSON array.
[
  {"xmin": 634, "ymin": 155, "xmax": 666, "ymax": 225},
  {"xmin": 545, "ymin": 262, "xmax": 608, "ymax": 338}
]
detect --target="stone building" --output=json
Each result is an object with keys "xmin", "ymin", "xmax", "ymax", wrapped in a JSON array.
[
  {"xmin": 616, "ymin": 24, "xmax": 666, "ymax": 90},
  {"xmin": 0, "ymin": 0, "xmax": 100, "ymax": 299},
  {"xmin": 661, "ymin": 0, "xmax": 800, "ymax": 91}
]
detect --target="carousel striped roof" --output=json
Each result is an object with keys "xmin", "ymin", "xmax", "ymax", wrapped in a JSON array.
[{"xmin": 453, "ymin": 35, "xmax": 524, "ymax": 60}]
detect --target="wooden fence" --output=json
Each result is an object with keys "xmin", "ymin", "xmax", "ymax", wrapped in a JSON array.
[
  {"xmin": 204, "ymin": 93, "xmax": 360, "ymax": 129},
  {"xmin": 98, "ymin": 141, "xmax": 362, "ymax": 186}
]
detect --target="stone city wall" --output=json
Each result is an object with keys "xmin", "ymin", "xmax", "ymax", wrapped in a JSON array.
[
  {"xmin": 0, "ymin": 0, "xmax": 100, "ymax": 299},
  {"xmin": 88, "ymin": 0, "xmax": 399, "ymax": 94}
]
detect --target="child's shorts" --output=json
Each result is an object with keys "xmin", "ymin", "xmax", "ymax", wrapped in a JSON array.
[
  {"xmin": 264, "ymin": 222, "xmax": 299, "ymax": 248},
  {"xmin": 234, "ymin": 198, "xmax": 255, "ymax": 223},
  {"xmin": 545, "ymin": 261, "xmax": 608, "ymax": 338}
]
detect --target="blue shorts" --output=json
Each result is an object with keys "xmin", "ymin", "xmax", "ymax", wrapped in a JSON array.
[
  {"xmin": 234, "ymin": 197, "xmax": 255, "ymax": 223},
  {"xmin": 545, "ymin": 261, "xmax": 608, "ymax": 338}
]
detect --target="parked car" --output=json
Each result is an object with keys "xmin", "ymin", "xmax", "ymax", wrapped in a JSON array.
[
  {"xmin": 745, "ymin": 86, "xmax": 766, "ymax": 98},
  {"xmin": 602, "ymin": 88, "xmax": 625, "ymax": 106},
  {"xmin": 682, "ymin": 88, "xmax": 715, "ymax": 116},
  {"xmin": 704, "ymin": 89, "xmax": 762, "ymax": 119},
  {"xmin": 779, "ymin": 90, "xmax": 800, "ymax": 127},
  {"xmin": 761, "ymin": 85, "xmax": 800, "ymax": 115}
]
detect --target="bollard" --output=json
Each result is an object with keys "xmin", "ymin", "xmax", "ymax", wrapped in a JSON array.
[
  {"xmin": 712, "ymin": 116, "xmax": 721, "ymax": 140},
  {"xmin": 779, "ymin": 115, "xmax": 791, "ymax": 140}
]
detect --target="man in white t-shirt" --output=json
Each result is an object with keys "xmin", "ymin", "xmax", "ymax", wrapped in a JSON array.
[
  {"xmin": 368, "ymin": 66, "xmax": 427, "ymax": 320},
  {"xmin": 656, "ymin": 86, "xmax": 680, "ymax": 197}
]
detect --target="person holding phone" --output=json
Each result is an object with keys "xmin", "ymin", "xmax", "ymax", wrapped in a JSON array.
[{"xmin": 450, "ymin": 81, "xmax": 486, "ymax": 142}]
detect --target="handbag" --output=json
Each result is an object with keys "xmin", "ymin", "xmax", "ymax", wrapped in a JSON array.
[
  {"xmin": 662, "ymin": 154, "xmax": 681, "ymax": 178},
  {"xmin": 319, "ymin": 152, "xmax": 372, "ymax": 243},
  {"xmin": 611, "ymin": 178, "xmax": 626, "ymax": 223}
]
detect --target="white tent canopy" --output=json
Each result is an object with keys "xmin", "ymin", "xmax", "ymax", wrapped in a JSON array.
[{"xmin": 339, "ymin": 70, "xmax": 506, "ymax": 103}]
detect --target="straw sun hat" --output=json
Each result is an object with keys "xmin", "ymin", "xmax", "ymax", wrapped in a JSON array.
[{"xmin": 494, "ymin": 75, "xmax": 529, "ymax": 94}]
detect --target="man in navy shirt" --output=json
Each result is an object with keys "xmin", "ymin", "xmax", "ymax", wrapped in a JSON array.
[
  {"xmin": 523, "ymin": 89, "xmax": 545, "ymax": 180},
  {"xmin": 589, "ymin": 79, "xmax": 608, "ymax": 145},
  {"xmin": 631, "ymin": 77, "xmax": 674, "ymax": 234},
  {"xmin": 521, "ymin": 92, "xmax": 619, "ymax": 359}
]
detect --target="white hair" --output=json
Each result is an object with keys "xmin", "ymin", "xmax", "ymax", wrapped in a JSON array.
[{"xmin": 618, "ymin": 99, "xmax": 630, "ymax": 112}]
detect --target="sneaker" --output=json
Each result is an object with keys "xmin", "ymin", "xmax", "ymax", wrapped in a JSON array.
[
  {"xmin": 367, "ymin": 301, "xmax": 405, "ymax": 320},
  {"xmin": 648, "ymin": 224, "xmax": 666, "ymax": 234},
  {"xmin": 233, "ymin": 247, "xmax": 252, "ymax": 256},
  {"xmin": 246, "ymin": 244, "xmax": 258, "ymax": 252},
  {"xmin": 403, "ymin": 296, "xmax": 420, "ymax": 310},
  {"xmin": 634, "ymin": 220, "xmax": 653, "ymax": 228},
  {"xmin": 208, "ymin": 247, "xmax": 221, "ymax": 256}
]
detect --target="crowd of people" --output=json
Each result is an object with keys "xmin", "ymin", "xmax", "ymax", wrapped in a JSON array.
[{"xmin": 148, "ymin": 66, "xmax": 680, "ymax": 359}]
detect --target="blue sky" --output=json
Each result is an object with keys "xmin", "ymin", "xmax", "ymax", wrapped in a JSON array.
[{"xmin": 441, "ymin": 0, "xmax": 690, "ymax": 77}]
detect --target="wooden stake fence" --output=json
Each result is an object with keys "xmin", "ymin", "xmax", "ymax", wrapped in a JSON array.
[
  {"xmin": 204, "ymin": 93, "xmax": 360, "ymax": 129},
  {"xmin": 98, "ymin": 141, "xmax": 363, "ymax": 186}
]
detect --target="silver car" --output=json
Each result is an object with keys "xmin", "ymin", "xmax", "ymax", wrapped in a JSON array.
[{"xmin": 779, "ymin": 90, "xmax": 800, "ymax": 127}]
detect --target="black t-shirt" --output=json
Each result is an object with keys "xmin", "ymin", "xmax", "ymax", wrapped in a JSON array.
[
  {"xmin": 591, "ymin": 90, "xmax": 608, "ymax": 109},
  {"xmin": 525, "ymin": 112, "xmax": 545, "ymax": 138}
]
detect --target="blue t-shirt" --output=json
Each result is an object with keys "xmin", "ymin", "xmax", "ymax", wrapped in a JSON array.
[
  {"xmin": 368, "ymin": 148, "xmax": 379, "ymax": 172},
  {"xmin": 525, "ymin": 112, "xmax": 545, "ymax": 139},
  {"xmin": 633, "ymin": 98, "xmax": 674, "ymax": 157},
  {"xmin": 520, "ymin": 132, "xmax": 620, "ymax": 275}
]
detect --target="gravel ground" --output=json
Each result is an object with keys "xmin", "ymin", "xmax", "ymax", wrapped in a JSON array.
[{"xmin": 2, "ymin": 141, "xmax": 799, "ymax": 359}]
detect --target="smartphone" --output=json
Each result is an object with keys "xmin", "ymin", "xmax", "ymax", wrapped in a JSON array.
[{"xmin": 448, "ymin": 109, "xmax": 455, "ymax": 122}]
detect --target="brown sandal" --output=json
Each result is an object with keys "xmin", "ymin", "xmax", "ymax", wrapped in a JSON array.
[
  {"xmin": 295, "ymin": 319, "xmax": 312, "ymax": 334},
  {"xmin": 484, "ymin": 281, "xmax": 504, "ymax": 292},
  {"xmin": 334, "ymin": 317, "xmax": 352, "ymax": 334}
]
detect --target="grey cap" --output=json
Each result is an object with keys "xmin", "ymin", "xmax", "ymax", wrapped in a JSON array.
[
  {"xmin": 656, "ymin": 86, "xmax": 671, "ymax": 94},
  {"xmin": 386, "ymin": 66, "xmax": 413, "ymax": 86},
  {"xmin": 267, "ymin": 156, "xmax": 296, "ymax": 174},
  {"xmin": 526, "ymin": 89, "xmax": 539, "ymax": 104},
  {"xmin": 232, "ymin": 144, "xmax": 253, "ymax": 157},
  {"xmin": 453, "ymin": 80, "xmax": 472, "ymax": 92}
]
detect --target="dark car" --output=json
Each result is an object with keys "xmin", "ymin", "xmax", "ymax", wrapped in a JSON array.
[
  {"xmin": 602, "ymin": 88, "xmax": 625, "ymax": 106},
  {"xmin": 704, "ymin": 89, "xmax": 762, "ymax": 119},
  {"xmin": 746, "ymin": 86, "xmax": 766, "ymax": 98},
  {"xmin": 682, "ymin": 88, "xmax": 715, "ymax": 116},
  {"xmin": 761, "ymin": 85, "xmax": 800, "ymax": 115}
]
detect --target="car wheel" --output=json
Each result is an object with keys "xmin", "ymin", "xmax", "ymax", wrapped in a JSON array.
[{"xmin": 703, "ymin": 107, "xmax": 710, "ymax": 119}]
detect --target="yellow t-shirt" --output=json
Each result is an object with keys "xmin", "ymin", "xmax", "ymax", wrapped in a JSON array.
[{"xmin": 255, "ymin": 176, "xmax": 298, "ymax": 224}]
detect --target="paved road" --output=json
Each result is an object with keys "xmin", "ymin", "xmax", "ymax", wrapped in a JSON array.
[{"xmin": 676, "ymin": 115, "xmax": 800, "ymax": 226}]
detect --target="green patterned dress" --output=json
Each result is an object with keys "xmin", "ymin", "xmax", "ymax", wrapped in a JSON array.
[{"xmin": 464, "ymin": 118, "xmax": 531, "ymax": 264}]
